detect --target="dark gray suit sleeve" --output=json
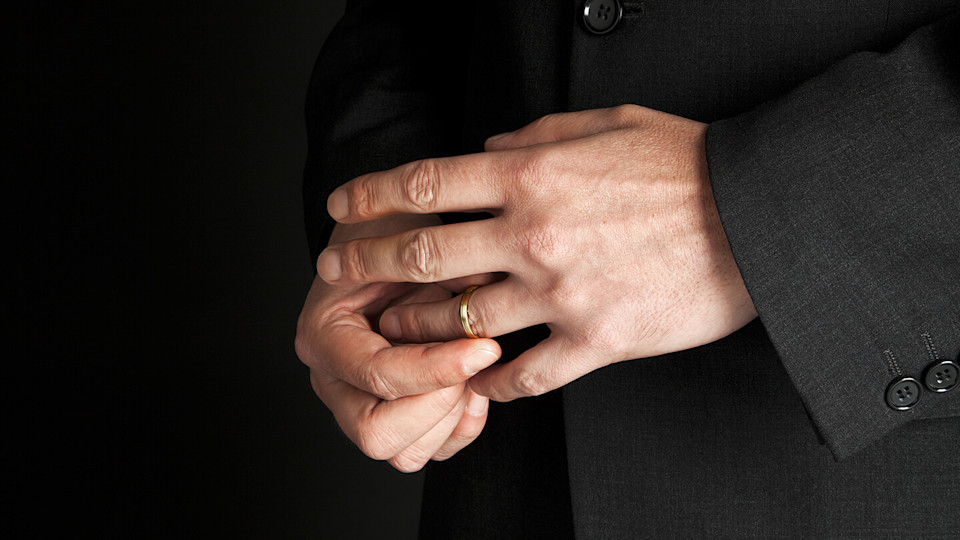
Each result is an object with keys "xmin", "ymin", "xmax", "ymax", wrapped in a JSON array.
[
  {"xmin": 706, "ymin": 13, "xmax": 960, "ymax": 460},
  {"xmin": 303, "ymin": 1, "xmax": 470, "ymax": 264}
]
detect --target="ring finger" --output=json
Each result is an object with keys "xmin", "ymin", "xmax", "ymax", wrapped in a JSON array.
[{"xmin": 378, "ymin": 278, "xmax": 544, "ymax": 343}]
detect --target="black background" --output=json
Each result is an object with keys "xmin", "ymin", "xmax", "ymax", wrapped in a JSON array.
[{"xmin": 15, "ymin": 1, "xmax": 422, "ymax": 537}]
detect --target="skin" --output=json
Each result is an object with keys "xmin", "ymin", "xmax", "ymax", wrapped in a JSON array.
[
  {"xmin": 297, "ymin": 104, "xmax": 758, "ymax": 471},
  {"xmin": 295, "ymin": 215, "xmax": 502, "ymax": 472}
]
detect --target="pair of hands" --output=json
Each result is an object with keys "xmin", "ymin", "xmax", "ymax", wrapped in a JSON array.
[{"xmin": 295, "ymin": 105, "xmax": 757, "ymax": 472}]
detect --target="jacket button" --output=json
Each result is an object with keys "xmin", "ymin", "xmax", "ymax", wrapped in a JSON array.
[
  {"xmin": 886, "ymin": 377, "xmax": 922, "ymax": 410},
  {"xmin": 923, "ymin": 360, "xmax": 958, "ymax": 392},
  {"xmin": 583, "ymin": 0, "xmax": 623, "ymax": 35}
]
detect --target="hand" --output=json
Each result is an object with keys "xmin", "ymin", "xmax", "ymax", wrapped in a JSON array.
[
  {"xmin": 316, "ymin": 105, "xmax": 757, "ymax": 402},
  {"xmin": 295, "ymin": 215, "xmax": 502, "ymax": 471}
]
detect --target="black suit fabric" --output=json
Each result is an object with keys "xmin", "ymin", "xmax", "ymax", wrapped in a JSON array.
[{"xmin": 304, "ymin": 1, "xmax": 960, "ymax": 538}]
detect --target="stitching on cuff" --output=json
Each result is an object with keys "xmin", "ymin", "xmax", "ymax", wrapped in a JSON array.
[
  {"xmin": 884, "ymin": 349, "xmax": 902, "ymax": 376},
  {"xmin": 920, "ymin": 332, "xmax": 941, "ymax": 362}
]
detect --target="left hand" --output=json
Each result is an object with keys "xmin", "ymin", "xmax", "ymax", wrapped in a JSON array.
[{"xmin": 315, "ymin": 105, "xmax": 758, "ymax": 402}]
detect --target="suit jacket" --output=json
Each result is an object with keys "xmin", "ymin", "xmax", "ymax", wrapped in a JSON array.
[{"xmin": 304, "ymin": 1, "xmax": 960, "ymax": 537}]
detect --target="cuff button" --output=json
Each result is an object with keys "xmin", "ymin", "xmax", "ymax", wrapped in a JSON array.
[
  {"xmin": 886, "ymin": 377, "xmax": 922, "ymax": 410},
  {"xmin": 923, "ymin": 360, "xmax": 958, "ymax": 393}
]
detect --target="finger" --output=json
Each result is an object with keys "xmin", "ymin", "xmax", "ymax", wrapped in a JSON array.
[
  {"xmin": 484, "ymin": 105, "xmax": 644, "ymax": 151},
  {"xmin": 431, "ymin": 388, "xmax": 489, "ymax": 461},
  {"xmin": 436, "ymin": 272, "xmax": 506, "ymax": 294},
  {"xmin": 388, "ymin": 387, "xmax": 471, "ymax": 472},
  {"xmin": 382, "ymin": 282, "xmax": 452, "ymax": 312},
  {"xmin": 469, "ymin": 335, "xmax": 601, "ymax": 402},
  {"xmin": 312, "ymin": 370, "xmax": 466, "ymax": 461},
  {"xmin": 379, "ymin": 279, "xmax": 543, "ymax": 343},
  {"xmin": 318, "ymin": 220, "xmax": 511, "ymax": 285},
  {"xmin": 322, "ymin": 322, "xmax": 501, "ymax": 400},
  {"xmin": 327, "ymin": 152, "xmax": 507, "ymax": 223}
]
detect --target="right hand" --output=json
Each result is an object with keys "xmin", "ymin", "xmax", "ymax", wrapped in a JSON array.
[{"xmin": 295, "ymin": 214, "xmax": 502, "ymax": 472}]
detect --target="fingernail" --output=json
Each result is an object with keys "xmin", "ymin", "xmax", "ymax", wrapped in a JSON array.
[
  {"xmin": 316, "ymin": 248, "xmax": 342, "ymax": 282},
  {"xmin": 465, "ymin": 391, "xmax": 488, "ymax": 417},
  {"xmin": 464, "ymin": 347, "xmax": 498, "ymax": 376},
  {"xmin": 327, "ymin": 189, "xmax": 348, "ymax": 221},
  {"xmin": 379, "ymin": 312, "xmax": 401, "ymax": 340},
  {"xmin": 486, "ymin": 132, "xmax": 511, "ymax": 144}
]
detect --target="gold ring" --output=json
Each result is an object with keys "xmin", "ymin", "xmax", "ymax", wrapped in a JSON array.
[{"xmin": 459, "ymin": 285, "xmax": 482, "ymax": 339}]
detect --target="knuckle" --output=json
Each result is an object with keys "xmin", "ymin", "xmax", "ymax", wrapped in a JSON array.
[
  {"xmin": 394, "ymin": 309, "xmax": 426, "ymax": 343},
  {"xmin": 309, "ymin": 373, "xmax": 338, "ymax": 403},
  {"xmin": 503, "ymin": 147, "xmax": 555, "ymax": 204},
  {"xmin": 293, "ymin": 332, "xmax": 311, "ymax": 365},
  {"xmin": 403, "ymin": 159, "xmax": 440, "ymax": 211},
  {"xmin": 517, "ymin": 147, "xmax": 553, "ymax": 182},
  {"xmin": 354, "ymin": 421, "xmax": 396, "ymax": 461},
  {"xmin": 454, "ymin": 419, "xmax": 484, "ymax": 444},
  {"xmin": 520, "ymin": 222, "xmax": 564, "ymax": 266},
  {"xmin": 348, "ymin": 179, "xmax": 376, "ymax": 218},
  {"xmin": 360, "ymin": 362, "xmax": 402, "ymax": 401},
  {"xmin": 609, "ymin": 104, "xmax": 641, "ymax": 126},
  {"xmin": 389, "ymin": 452, "xmax": 427, "ymax": 473},
  {"xmin": 512, "ymin": 368, "xmax": 547, "ymax": 397},
  {"xmin": 464, "ymin": 297, "xmax": 491, "ymax": 339},
  {"xmin": 402, "ymin": 229, "xmax": 442, "ymax": 281},
  {"xmin": 340, "ymin": 241, "xmax": 372, "ymax": 282},
  {"xmin": 293, "ymin": 315, "xmax": 310, "ymax": 358},
  {"xmin": 294, "ymin": 311, "xmax": 326, "ymax": 369},
  {"xmin": 583, "ymin": 322, "xmax": 621, "ymax": 353},
  {"xmin": 530, "ymin": 113, "xmax": 560, "ymax": 133},
  {"xmin": 308, "ymin": 373, "xmax": 324, "ymax": 400}
]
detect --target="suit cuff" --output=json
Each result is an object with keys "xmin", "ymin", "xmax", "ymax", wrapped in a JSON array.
[{"xmin": 704, "ymin": 15, "xmax": 960, "ymax": 459}]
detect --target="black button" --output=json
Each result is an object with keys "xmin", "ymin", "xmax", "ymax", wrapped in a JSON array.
[
  {"xmin": 583, "ymin": 0, "xmax": 623, "ymax": 35},
  {"xmin": 923, "ymin": 360, "xmax": 958, "ymax": 392},
  {"xmin": 886, "ymin": 377, "xmax": 922, "ymax": 410}
]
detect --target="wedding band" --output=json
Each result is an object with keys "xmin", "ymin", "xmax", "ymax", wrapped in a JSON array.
[{"xmin": 459, "ymin": 285, "xmax": 482, "ymax": 339}]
